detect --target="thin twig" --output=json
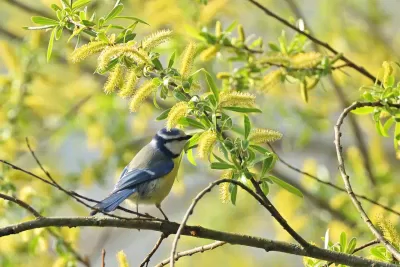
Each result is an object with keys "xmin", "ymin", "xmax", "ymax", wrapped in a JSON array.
[
  {"xmin": 24, "ymin": 138, "xmax": 142, "ymax": 220},
  {"xmin": 0, "ymin": 157, "xmax": 153, "ymax": 219},
  {"xmin": 283, "ymin": 0, "xmax": 377, "ymax": 187},
  {"xmin": 268, "ymin": 144, "xmax": 400, "ymax": 217},
  {"xmin": 169, "ymin": 179, "xmax": 309, "ymax": 267},
  {"xmin": 0, "ymin": 193, "xmax": 42, "ymax": 218},
  {"xmin": 101, "ymin": 249, "xmax": 106, "ymax": 267},
  {"xmin": 155, "ymin": 241, "xmax": 226, "ymax": 267},
  {"xmin": 325, "ymin": 239, "xmax": 380, "ymax": 266},
  {"xmin": 0, "ymin": 216, "xmax": 396, "ymax": 267},
  {"xmin": 334, "ymin": 101, "xmax": 400, "ymax": 261},
  {"xmin": 139, "ymin": 234, "xmax": 167, "ymax": 267},
  {"xmin": 0, "ymin": 193, "xmax": 90, "ymax": 266},
  {"xmin": 246, "ymin": 0, "xmax": 380, "ymax": 84}
]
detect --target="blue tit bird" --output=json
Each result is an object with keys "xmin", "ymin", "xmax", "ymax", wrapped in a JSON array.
[{"xmin": 90, "ymin": 128, "xmax": 192, "ymax": 219}]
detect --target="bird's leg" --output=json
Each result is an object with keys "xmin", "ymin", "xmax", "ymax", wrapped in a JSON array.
[
  {"xmin": 136, "ymin": 200, "xmax": 140, "ymax": 219},
  {"xmin": 156, "ymin": 204, "xmax": 169, "ymax": 221}
]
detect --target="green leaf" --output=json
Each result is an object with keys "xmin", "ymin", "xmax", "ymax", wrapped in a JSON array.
[
  {"xmin": 81, "ymin": 20, "xmax": 96, "ymax": 27},
  {"xmin": 222, "ymin": 107, "xmax": 262, "ymax": 113},
  {"xmin": 266, "ymin": 175, "xmax": 303, "ymax": 198},
  {"xmin": 184, "ymin": 133, "xmax": 202, "ymax": 151},
  {"xmin": 340, "ymin": 232, "xmax": 347, "ymax": 253},
  {"xmin": 24, "ymin": 25, "xmax": 55, "ymax": 30},
  {"xmin": 351, "ymin": 106, "xmax": 375, "ymax": 115},
  {"xmin": 346, "ymin": 238, "xmax": 357, "ymax": 254},
  {"xmin": 383, "ymin": 117, "xmax": 394, "ymax": 135},
  {"xmin": 210, "ymin": 162, "xmax": 235, "ymax": 170},
  {"xmin": 155, "ymin": 109, "xmax": 170, "ymax": 121},
  {"xmin": 225, "ymin": 21, "xmax": 238, "ymax": 32},
  {"xmin": 186, "ymin": 148, "xmax": 197, "ymax": 166},
  {"xmin": 249, "ymin": 144, "xmax": 270, "ymax": 154},
  {"xmin": 324, "ymin": 228, "xmax": 330, "ymax": 249},
  {"xmin": 60, "ymin": 0, "xmax": 71, "ymax": 8},
  {"xmin": 105, "ymin": 4, "xmax": 124, "ymax": 22},
  {"xmin": 370, "ymin": 247, "xmax": 387, "ymax": 261},
  {"xmin": 205, "ymin": 72, "xmax": 219, "ymax": 101},
  {"xmin": 268, "ymin": 42, "xmax": 280, "ymax": 52},
  {"xmin": 375, "ymin": 119, "xmax": 389, "ymax": 137},
  {"xmin": 168, "ymin": 51, "xmax": 176, "ymax": 68},
  {"xmin": 261, "ymin": 154, "xmax": 275, "ymax": 177},
  {"xmin": 114, "ymin": 16, "xmax": 149, "ymax": 25},
  {"xmin": 178, "ymin": 117, "xmax": 206, "ymax": 129},
  {"xmin": 152, "ymin": 58, "xmax": 163, "ymax": 71},
  {"xmin": 51, "ymin": 4, "xmax": 62, "ymax": 11},
  {"xmin": 72, "ymin": 0, "xmax": 91, "ymax": 10},
  {"xmin": 261, "ymin": 181, "xmax": 269, "ymax": 196},
  {"xmin": 212, "ymin": 153, "xmax": 230, "ymax": 164},
  {"xmin": 47, "ymin": 27, "xmax": 57, "ymax": 62},
  {"xmin": 230, "ymin": 184, "xmax": 237, "ymax": 205},
  {"xmin": 244, "ymin": 115, "xmax": 251, "ymax": 139},
  {"xmin": 31, "ymin": 16, "xmax": 59, "ymax": 26}
]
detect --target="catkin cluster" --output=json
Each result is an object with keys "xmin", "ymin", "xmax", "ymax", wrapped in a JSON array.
[
  {"xmin": 218, "ymin": 91, "xmax": 256, "ymax": 107},
  {"xmin": 166, "ymin": 102, "xmax": 189, "ymax": 130},
  {"xmin": 249, "ymin": 128, "xmax": 283, "ymax": 144}
]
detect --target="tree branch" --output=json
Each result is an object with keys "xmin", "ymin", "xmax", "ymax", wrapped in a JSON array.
[
  {"xmin": 155, "ymin": 241, "xmax": 226, "ymax": 267},
  {"xmin": 139, "ymin": 233, "xmax": 167, "ymax": 267},
  {"xmin": 268, "ymin": 144, "xmax": 400, "ymax": 217},
  {"xmin": 170, "ymin": 179, "xmax": 309, "ymax": 267},
  {"xmin": 283, "ymin": 0, "xmax": 378, "ymax": 187},
  {"xmin": 246, "ymin": 0, "xmax": 380, "ymax": 84},
  {"xmin": 0, "ymin": 216, "xmax": 395, "ymax": 267},
  {"xmin": 334, "ymin": 101, "xmax": 400, "ymax": 261}
]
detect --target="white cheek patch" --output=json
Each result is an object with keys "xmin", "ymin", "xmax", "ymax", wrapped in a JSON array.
[{"xmin": 164, "ymin": 141, "xmax": 186, "ymax": 155}]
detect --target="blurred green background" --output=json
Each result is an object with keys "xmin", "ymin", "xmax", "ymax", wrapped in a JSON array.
[{"xmin": 0, "ymin": 0, "xmax": 399, "ymax": 266}]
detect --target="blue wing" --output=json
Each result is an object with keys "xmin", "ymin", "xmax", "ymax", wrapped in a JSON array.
[{"xmin": 90, "ymin": 160, "xmax": 174, "ymax": 215}]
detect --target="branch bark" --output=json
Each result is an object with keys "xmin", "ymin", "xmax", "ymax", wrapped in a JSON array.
[
  {"xmin": 334, "ymin": 101, "xmax": 400, "ymax": 261},
  {"xmin": 0, "ymin": 216, "xmax": 395, "ymax": 267}
]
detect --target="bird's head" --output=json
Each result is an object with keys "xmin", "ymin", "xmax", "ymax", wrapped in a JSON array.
[{"xmin": 152, "ymin": 128, "xmax": 192, "ymax": 158}]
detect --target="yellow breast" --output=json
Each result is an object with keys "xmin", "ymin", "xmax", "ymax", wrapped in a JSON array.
[{"xmin": 127, "ymin": 155, "xmax": 182, "ymax": 206}]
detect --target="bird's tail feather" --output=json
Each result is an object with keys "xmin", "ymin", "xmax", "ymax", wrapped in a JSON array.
[{"xmin": 90, "ymin": 189, "xmax": 134, "ymax": 216}]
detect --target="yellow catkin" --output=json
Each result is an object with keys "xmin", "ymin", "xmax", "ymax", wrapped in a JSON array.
[
  {"xmin": 142, "ymin": 29, "xmax": 173, "ymax": 51},
  {"xmin": 98, "ymin": 45, "xmax": 151, "ymax": 71},
  {"xmin": 249, "ymin": 128, "xmax": 283, "ymax": 144},
  {"xmin": 260, "ymin": 54, "xmax": 290, "ymax": 66},
  {"xmin": 378, "ymin": 218, "xmax": 400, "ymax": 246},
  {"xmin": 119, "ymin": 68, "xmax": 140, "ymax": 98},
  {"xmin": 166, "ymin": 102, "xmax": 189, "ymax": 130},
  {"xmin": 200, "ymin": 45, "xmax": 219, "ymax": 61},
  {"xmin": 290, "ymin": 52, "xmax": 322, "ymax": 68},
  {"xmin": 129, "ymin": 81, "xmax": 157, "ymax": 112},
  {"xmin": 262, "ymin": 69, "xmax": 284, "ymax": 90},
  {"xmin": 382, "ymin": 61, "xmax": 394, "ymax": 86},
  {"xmin": 70, "ymin": 41, "xmax": 108, "ymax": 63},
  {"xmin": 180, "ymin": 42, "xmax": 197, "ymax": 79},
  {"xmin": 219, "ymin": 170, "xmax": 233, "ymax": 204},
  {"xmin": 104, "ymin": 63, "xmax": 124, "ymax": 94},
  {"xmin": 218, "ymin": 91, "xmax": 256, "ymax": 107},
  {"xmin": 216, "ymin": 72, "xmax": 231, "ymax": 79},
  {"xmin": 197, "ymin": 130, "xmax": 217, "ymax": 159},
  {"xmin": 237, "ymin": 24, "xmax": 245, "ymax": 42},
  {"xmin": 116, "ymin": 251, "xmax": 130, "ymax": 267},
  {"xmin": 215, "ymin": 21, "xmax": 222, "ymax": 37}
]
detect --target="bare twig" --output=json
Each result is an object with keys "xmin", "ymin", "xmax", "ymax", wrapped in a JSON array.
[
  {"xmin": 155, "ymin": 241, "xmax": 226, "ymax": 267},
  {"xmin": 139, "ymin": 234, "xmax": 167, "ymax": 267},
  {"xmin": 0, "ymin": 193, "xmax": 42, "ymax": 218},
  {"xmin": 268, "ymin": 144, "xmax": 400, "ymax": 217},
  {"xmin": 325, "ymin": 239, "xmax": 380, "ymax": 266},
  {"xmin": 169, "ymin": 179, "xmax": 309, "ymax": 267},
  {"xmin": 283, "ymin": 0, "xmax": 377, "ymax": 187},
  {"xmin": 101, "ymin": 249, "xmax": 106, "ymax": 267},
  {"xmin": 0, "ymin": 193, "xmax": 90, "ymax": 266},
  {"xmin": 353, "ymin": 239, "xmax": 380, "ymax": 254},
  {"xmin": 0, "ymin": 216, "xmax": 396, "ymax": 267},
  {"xmin": 334, "ymin": 101, "xmax": 400, "ymax": 261},
  {"xmin": 246, "ymin": 0, "xmax": 380, "ymax": 84},
  {"xmin": 0, "ymin": 157, "xmax": 153, "ymax": 219},
  {"xmin": 24, "ymin": 138, "xmax": 142, "ymax": 220}
]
